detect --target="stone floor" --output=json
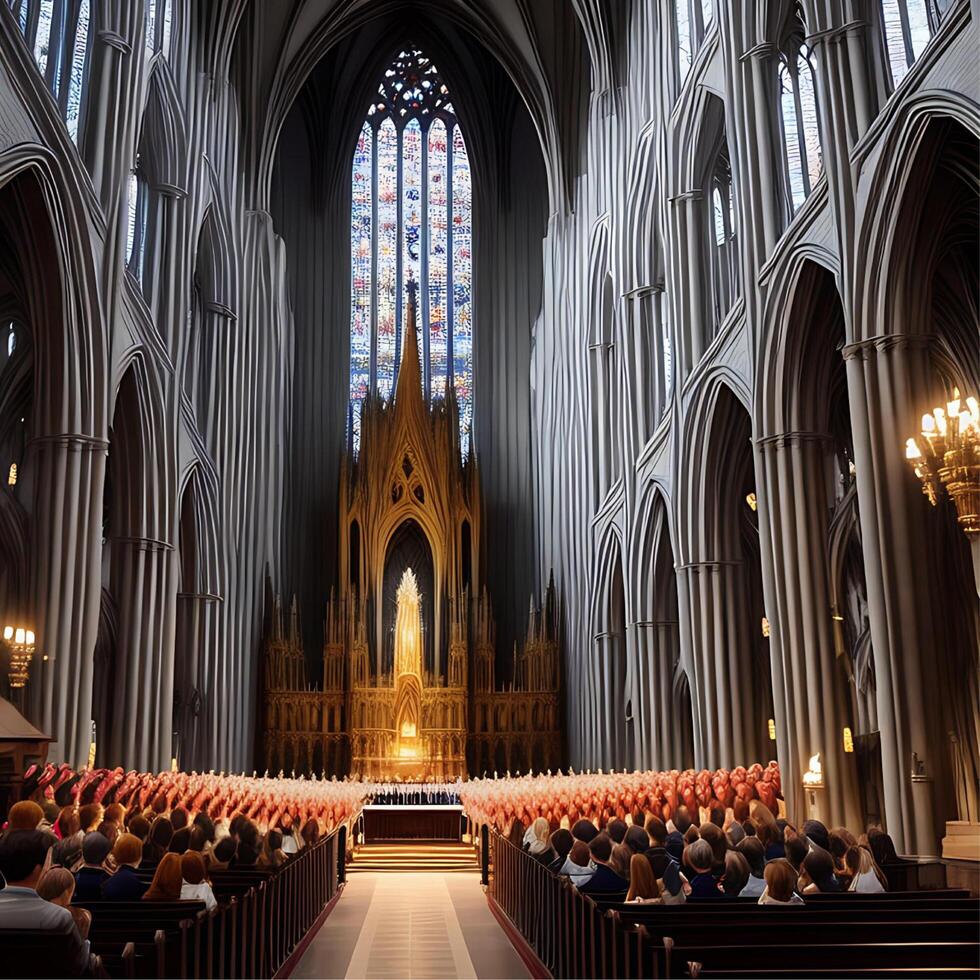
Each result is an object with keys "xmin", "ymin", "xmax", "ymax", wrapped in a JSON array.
[{"xmin": 291, "ymin": 871, "xmax": 531, "ymax": 980}]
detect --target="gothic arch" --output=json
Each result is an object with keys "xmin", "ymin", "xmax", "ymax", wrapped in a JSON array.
[
  {"xmin": 195, "ymin": 182, "xmax": 238, "ymax": 319},
  {"xmin": 249, "ymin": 1, "xmax": 577, "ymax": 216},
  {"xmin": 678, "ymin": 377, "xmax": 772, "ymax": 766},
  {"xmin": 0, "ymin": 152, "xmax": 107, "ymax": 435},
  {"xmin": 138, "ymin": 58, "xmax": 189, "ymax": 196},
  {"xmin": 630, "ymin": 482, "xmax": 690, "ymax": 770},
  {"xmin": 854, "ymin": 94, "xmax": 980, "ymax": 345},
  {"xmin": 590, "ymin": 526, "xmax": 630, "ymax": 769}
]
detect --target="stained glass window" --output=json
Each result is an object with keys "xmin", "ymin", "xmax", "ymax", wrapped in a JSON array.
[
  {"xmin": 350, "ymin": 122, "xmax": 373, "ymax": 448},
  {"xmin": 779, "ymin": 47, "xmax": 823, "ymax": 214},
  {"xmin": 451, "ymin": 125, "xmax": 472, "ymax": 450},
  {"xmin": 349, "ymin": 47, "xmax": 474, "ymax": 457}
]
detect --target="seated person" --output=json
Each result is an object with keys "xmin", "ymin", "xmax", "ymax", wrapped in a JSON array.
[
  {"xmin": 6, "ymin": 800, "xmax": 44, "ymax": 832},
  {"xmin": 559, "ymin": 840, "xmax": 595, "ymax": 885},
  {"xmin": 722, "ymin": 850, "xmax": 750, "ymax": 897},
  {"xmin": 605, "ymin": 819, "xmax": 628, "ymax": 845},
  {"xmin": 547, "ymin": 828, "xmax": 574, "ymax": 874},
  {"xmin": 684, "ymin": 839, "xmax": 722, "ymax": 898},
  {"xmin": 72, "ymin": 832, "xmax": 112, "ymax": 901},
  {"xmin": 846, "ymin": 845, "xmax": 888, "ymax": 893},
  {"xmin": 623, "ymin": 825, "xmax": 650, "ymax": 856},
  {"xmin": 665, "ymin": 807, "xmax": 690, "ymax": 863},
  {"xmin": 526, "ymin": 817, "xmax": 556, "ymax": 864},
  {"xmin": 736, "ymin": 837, "xmax": 767, "ymax": 897},
  {"xmin": 207, "ymin": 835, "xmax": 238, "ymax": 871},
  {"xmin": 102, "ymin": 834, "xmax": 148, "ymax": 901},
  {"xmin": 570, "ymin": 818, "xmax": 599, "ymax": 845},
  {"xmin": 37, "ymin": 867, "xmax": 92, "ymax": 940},
  {"xmin": 258, "ymin": 830, "xmax": 286, "ymax": 869},
  {"xmin": 784, "ymin": 835, "xmax": 808, "ymax": 873},
  {"xmin": 578, "ymin": 833, "xmax": 629, "ymax": 894},
  {"xmin": 179, "ymin": 852, "xmax": 217, "ymax": 911},
  {"xmin": 759, "ymin": 858, "xmax": 804, "ymax": 905},
  {"xmin": 799, "ymin": 846, "xmax": 841, "ymax": 893},
  {"xmin": 0, "ymin": 830, "xmax": 90, "ymax": 976},
  {"xmin": 626, "ymin": 853, "xmax": 661, "ymax": 903},
  {"xmin": 643, "ymin": 817, "xmax": 677, "ymax": 878},
  {"xmin": 143, "ymin": 852, "xmax": 183, "ymax": 902}
]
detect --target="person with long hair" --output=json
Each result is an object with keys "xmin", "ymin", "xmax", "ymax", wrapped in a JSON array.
[
  {"xmin": 626, "ymin": 853, "xmax": 661, "ymax": 903},
  {"xmin": 527, "ymin": 817, "xmax": 556, "ymax": 864},
  {"xmin": 799, "ymin": 846, "xmax": 841, "ymax": 893},
  {"xmin": 609, "ymin": 842, "xmax": 632, "ymax": 880},
  {"xmin": 722, "ymin": 850, "xmax": 750, "ymax": 898},
  {"xmin": 143, "ymin": 852, "xmax": 183, "ymax": 902},
  {"xmin": 846, "ymin": 845, "xmax": 888, "ymax": 893}
]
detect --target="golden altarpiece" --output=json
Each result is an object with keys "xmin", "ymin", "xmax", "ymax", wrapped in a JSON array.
[{"xmin": 263, "ymin": 290, "xmax": 561, "ymax": 780}]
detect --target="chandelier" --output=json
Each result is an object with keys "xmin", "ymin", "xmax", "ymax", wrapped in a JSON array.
[
  {"xmin": 3, "ymin": 625, "xmax": 36, "ymax": 688},
  {"xmin": 905, "ymin": 388, "xmax": 980, "ymax": 536}
]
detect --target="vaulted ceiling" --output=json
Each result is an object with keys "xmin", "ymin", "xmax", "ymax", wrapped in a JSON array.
[{"xmin": 219, "ymin": 0, "xmax": 617, "ymax": 214}]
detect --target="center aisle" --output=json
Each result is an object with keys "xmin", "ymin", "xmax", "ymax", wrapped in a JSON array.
[{"xmin": 291, "ymin": 870, "xmax": 531, "ymax": 980}]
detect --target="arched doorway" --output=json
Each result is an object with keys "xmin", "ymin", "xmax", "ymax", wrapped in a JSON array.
[{"xmin": 383, "ymin": 519, "xmax": 435, "ymax": 679}]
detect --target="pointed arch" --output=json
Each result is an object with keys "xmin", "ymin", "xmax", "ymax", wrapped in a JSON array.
[
  {"xmin": 195, "ymin": 197, "xmax": 237, "ymax": 320},
  {"xmin": 138, "ymin": 58, "xmax": 188, "ymax": 196}
]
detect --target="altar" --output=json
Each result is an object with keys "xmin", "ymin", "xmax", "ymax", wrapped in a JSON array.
[{"xmin": 361, "ymin": 804, "xmax": 464, "ymax": 842}]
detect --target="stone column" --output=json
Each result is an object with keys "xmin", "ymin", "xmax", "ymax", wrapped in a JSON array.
[
  {"xmin": 665, "ymin": 193, "xmax": 708, "ymax": 374},
  {"xmin": 678, "ymin": 561, "xmax": 763, "ymax": 769},
  {"xmin": 844, "ymin": 334, "xmax": 938, "ymax": 853},
  {"xmin": 630, "ymin": 619, "xmax": 681, "ymax": 771},
  {"xmin": 757, "ymin": 432, "xmax": 863, "ymax": 827},
  {"xmin": 28, "ymin": 435, "xmax": 107, "ymax": 767},
  {"xmin": 107, "ymin": 537, "xmax": 178, "ymax": 771}
]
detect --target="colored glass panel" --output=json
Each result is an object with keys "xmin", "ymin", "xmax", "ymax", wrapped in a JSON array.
[
  {"xmin": 348, "ymin": 47, "xmax": 474, "ymax": 456},
  {"xmin": 402, "ymin": 118, "xmax": 422, "ymax": 332},
  {"xmin": 350, "ymin": 122, "xmax": 373, "ymax": 436},
  {"xmin": 427, "ymin": 118, "xmax": 448, "ymax": 399},
  {"xmin": 451, "ymin": 124, "xmax": 472, "ymax": 456},
  {"xmin": 376, "ymin": 117, "xmax": 398, "ymax": 400}
]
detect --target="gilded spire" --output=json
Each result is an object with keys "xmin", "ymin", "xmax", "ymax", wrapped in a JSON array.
[{"xmin": 394, "ymin": 279, "xmax": 423, "ymax": 405}]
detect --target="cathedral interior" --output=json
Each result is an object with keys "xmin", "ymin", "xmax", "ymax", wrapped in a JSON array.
[{"xmin": 0, "ymin": 0, "xmax": 977, "ymax": 860}]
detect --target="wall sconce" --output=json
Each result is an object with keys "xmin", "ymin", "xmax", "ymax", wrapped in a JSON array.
[
  {"xmin": 767, "ymin": 718, "xmax": 776, "ymax": 741},
  {"xmin": 2, "ymin": 624, "xmax": 36, "ymax": 688},
  {"xmin": 842, "ymin": 727, "xmax": 854, "ymax": 753},
  {"xmin": 745, "ymin": 492, "xmax": 758, "ymax": 512},
  {"xmin": 7, "ymin": 462, "xmax": 16, "ymax": 485},
  {"xmin": 761, "ymin": 617, "xmax": 771, "ymax": 638},
  {"xmin": 802, "ymin": 753, "xmax": 824, "ymax": 788},
  {"xmin": 905, "ymin": 388, "xmax": 979, "ymax": 536}
]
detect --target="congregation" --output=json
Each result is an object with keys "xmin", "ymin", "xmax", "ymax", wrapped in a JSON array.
[
  {"xmin": 0, "ymin": 766, "xmax": 370, "ymax": 976},
  {"xmin": 510, "ymin": 795, "xmax": 895, "ymax": 908}
]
